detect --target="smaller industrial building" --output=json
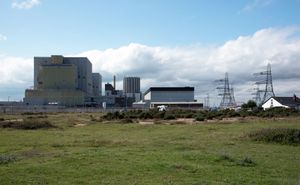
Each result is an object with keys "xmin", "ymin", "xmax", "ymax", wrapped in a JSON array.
[
  {"xmin": 262, "ymin": 95, "xmax": 300, "ymax": 110},
  {"xmin": 102, "ymin": 76, "xmax": 142, "ymax": 108},
  {"xmin": 134, "ymin": 87, "xmax": 203, "ymax": 109}
]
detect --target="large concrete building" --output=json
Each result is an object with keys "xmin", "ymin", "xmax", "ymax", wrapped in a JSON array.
[
  {"xmin": 24, "ymin": 55, "xmax": 102, "ymax": 106},
  {"xmin": 92, "ymin": 73, "xmax": 102, "ymax": 97},
  {"xmin": 134, "ymin": 87, "xmax": 203, "ymax": 109},
  {"xmin": 123, "ymin": 77, "xmax": 140, "ymax": 93},
  {"xmin": 123, "ymin": 76, "xmax": 141, "ymax": 102}
]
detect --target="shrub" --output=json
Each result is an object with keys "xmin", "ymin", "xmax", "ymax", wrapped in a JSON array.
[
  {"xmin": 0, "ymin": 155, "xmax": 16, "ymax": 165},
  {"xmin": 120, "ymin": 118, "xmax": 134, "ymax": 124},
  {"xmin": 21, "ymin": 112, "xmax": 44, "ymax": 115},
  {"xmin": 184, "ymin": 113, "xmax": 194, "ymax": 118},
  {"xmin": 139, "ymin": 112, "xmax": 153, "ymax": 119},
  {"xmin": 195, "ymin": 115, "xmax": 205, "ymax": 121},
  {"xmin": 247, "ymin": 128, "xmax": 300, "ymax": 145},
  {"xmin": 153, "ymin": 111, "xmax": 165, "ymax": 119},
  {"xmin": 0, "ymin": 118, "xmax": 4, "ymax": 122},
  {"xmin": 241, "ymin": 100, "xmax": 257, "ymax": 110},
  {"xmin": 237, "ymin": 157, "xmax": 256, "ymax": 167},
  {"xmin": 90, "ymin": 115, "xmax": 97, "ymax": 121},
  {"xmin": 164, "ymin": 114, "xmax": 176, "ymax": 120},
  {"xmin": 0, "ymin": 119, "xmax": 55, "ymax": 130},
  {"xmin": 102, "ymin": 112, "xmax": 113, "ymax": 120}
]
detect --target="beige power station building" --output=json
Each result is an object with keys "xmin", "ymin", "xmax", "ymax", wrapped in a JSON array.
[{"xmin": 24, "ymin": 55, "xmax": 102, "ymax": 106}]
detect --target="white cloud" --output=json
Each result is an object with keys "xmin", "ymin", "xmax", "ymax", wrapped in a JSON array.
[
  {"xmin": 1, "ymin": 27, "xmax": 300, "ymax": 103},
  {"xmin": 0, "ymin": 55, "xmax": 33, "ymax": 85},
  {"xmin": 12, "ymin": 0, "xmax": 40, "ymax": 9},
  {"xmin": 73, "ymin": 27, "xmax": 300, "ymax": 104},
  {"xmin": 239, "ymin": 0, "xmax": 273, "ymax": 13},
  {"xmin": 0, "ymin": 34, "xmax": 7, "ymax": 41},
  {"xmin": 0, "ymin": 55, "xmax": 33, "ymax": 101}
]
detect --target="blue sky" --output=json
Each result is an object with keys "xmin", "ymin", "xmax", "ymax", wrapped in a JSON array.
[
  {"xmin": 0, "ymin": 0, "xmax": 300, "ymax": 104},
  {"xmin": 1, "ymin": 0, "xmax": 300, "ymax": 56}
]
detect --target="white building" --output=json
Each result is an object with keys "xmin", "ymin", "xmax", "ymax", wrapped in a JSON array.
[
  {"xmin": 141, "ymin": 87, "xmax": 203, "ymax": 109},
  {"xmin": 262, "ymin": 96, "xmax": 300, "ymax": 110}
]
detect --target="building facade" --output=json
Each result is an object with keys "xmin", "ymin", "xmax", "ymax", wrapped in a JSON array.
[
  {"xmin": 123, "ymin": 77, "xmax": 140, "ymax": 93},
  {"xmin": 139, "ymin": 87, "xmax": 203, "ymax": 109},
  {"xmin": 262, "ymin": 96, "xmax": 300, "ymax": 110},
  {"xmin": 24, "ymin": 55, "xmax": 101, "ymax": 106},
  {"xmin": 144, "ymin": 87, "xmax": 195, "ymax": 102},
  {"xmin": 92, "ymin": 73, "xmax": 102, "ymax": 97},
  {"xmin": 123, "ymin": 77, "xmax": 141, "ymax": 102}
]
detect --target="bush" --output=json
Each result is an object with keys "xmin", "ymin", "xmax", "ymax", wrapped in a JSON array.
[
  {"xmin": 120, "ymin": 118, "xmax": 134, "ymax": 124},
  {"xmin": 184, "ymin": 113, "xmax": 194, "ymax": 118},
  {"xmin": 237, "ymin": 157, "xmax": 256, "ymax": 167},
  {"xmin": 195, "ymin": 115, "xmax": 205, "ymax": 121},
  {"xmin": 0, "ymin": 119, "xmax": 55, "ymax": 130},
  {"xmin": 241, "ymin": 100, "xmax": 257, "ymax": 110},
  {"xmin": 139, "ymin": 112, "xmax": 153, "ymax": 119},
  {"xmin": 247, "ymin": 128, "xmax": 300, "ymax": 145},
  {"xmin": 164, "ymin": 114, "xmax": 176, "ymax": 120},
  {"xmin": 0, "ymin": 155, "xmax": 16, "ymax": 165},
  {"xmin": 153, "ymin": 111, "xmax": 165, "ymax": 119},
  {"xmin": 21, "ymin": 112, "xmax": 44, "ymax": 115},
  {"xmin": 0, "ymin": 118, "xmax": 4, "ymax": 122}
]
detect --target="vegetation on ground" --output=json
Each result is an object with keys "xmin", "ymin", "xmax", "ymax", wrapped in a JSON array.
[
  {"xmin": 0, "ymin": 112, "xmax": 300, "ymax": 184},
  {"xmin": 247, "ymin": 128, "xmax": 300, "ymax": 145},
  {"xmin": 100, "ymin": 107, "xmax": 300, "ymax": 122},
  {"xmin": 0, "ymin": 118, "xmax": 55, "ymax": 130}
]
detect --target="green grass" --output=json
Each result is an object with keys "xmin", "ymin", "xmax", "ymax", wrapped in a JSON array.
[{"xmin": 0, "ymin": 113, "xmax": 300, "ymax": 184}]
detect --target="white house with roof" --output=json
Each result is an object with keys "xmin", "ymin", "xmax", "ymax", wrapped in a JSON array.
[{"xmin": 262, "ymin": 95, "xmax": 300, "ymax": 110}]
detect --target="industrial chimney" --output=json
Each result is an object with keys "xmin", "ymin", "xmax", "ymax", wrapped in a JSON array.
[{"xmin": 113, "ymin": 75, "xmax": 116, "ymax": 89}]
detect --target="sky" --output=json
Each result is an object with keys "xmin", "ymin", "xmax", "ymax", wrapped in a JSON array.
[{"xmin": 0, "ymin": 0, "xmax": 300, "ymax": 106}]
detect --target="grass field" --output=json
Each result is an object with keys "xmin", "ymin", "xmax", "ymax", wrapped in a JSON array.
[{"xmin": 0, "ymin": 113, "xmax": 300, "ymax": 185}]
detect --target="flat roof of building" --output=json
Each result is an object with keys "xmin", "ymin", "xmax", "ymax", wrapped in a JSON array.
[
  {"xmin": 151, "ymin": 102, "xmax": 201, "ymax": 104},
  {"xmin": 144, "ymin": 87, "xmax": 194, "ymax": 95}
]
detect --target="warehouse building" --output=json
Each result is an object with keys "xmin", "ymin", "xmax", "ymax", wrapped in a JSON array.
[
  {"xmin": 133, "ymin": 87, "xmax": 203, "ymax": 109},
  {"xmin": 24, "ymin": 55, "xmax": 102, "ymax": 106}
]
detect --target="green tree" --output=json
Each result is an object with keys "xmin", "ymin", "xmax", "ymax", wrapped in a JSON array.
[{"xmin": 242, "ymin": 100, "xmax": 257, "ymax": 110}]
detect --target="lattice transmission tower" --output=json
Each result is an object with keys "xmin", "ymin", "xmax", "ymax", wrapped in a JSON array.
[
  {"xmin": 251, "ymin": 84, "xmax": 263, "ymax": 105},
  {"xmin": 216, "ymin": 73, "xmax": 236, "ymax": 109},
  {"xmin": 254, "ymin": 63, "xmax": 275, "ymax": 104},
  {"xmin": 204, "ymin": 93, "xmax": 210, "ymax": 109}
]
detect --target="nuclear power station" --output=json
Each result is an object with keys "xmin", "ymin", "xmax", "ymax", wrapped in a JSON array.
[
  {"xmin": 24, "ymin": 55, "xmax": 102, "ymax": 106},
  {"xmin": 18, "ymin": 54, "xmax": 287, "ymax": 110}
]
